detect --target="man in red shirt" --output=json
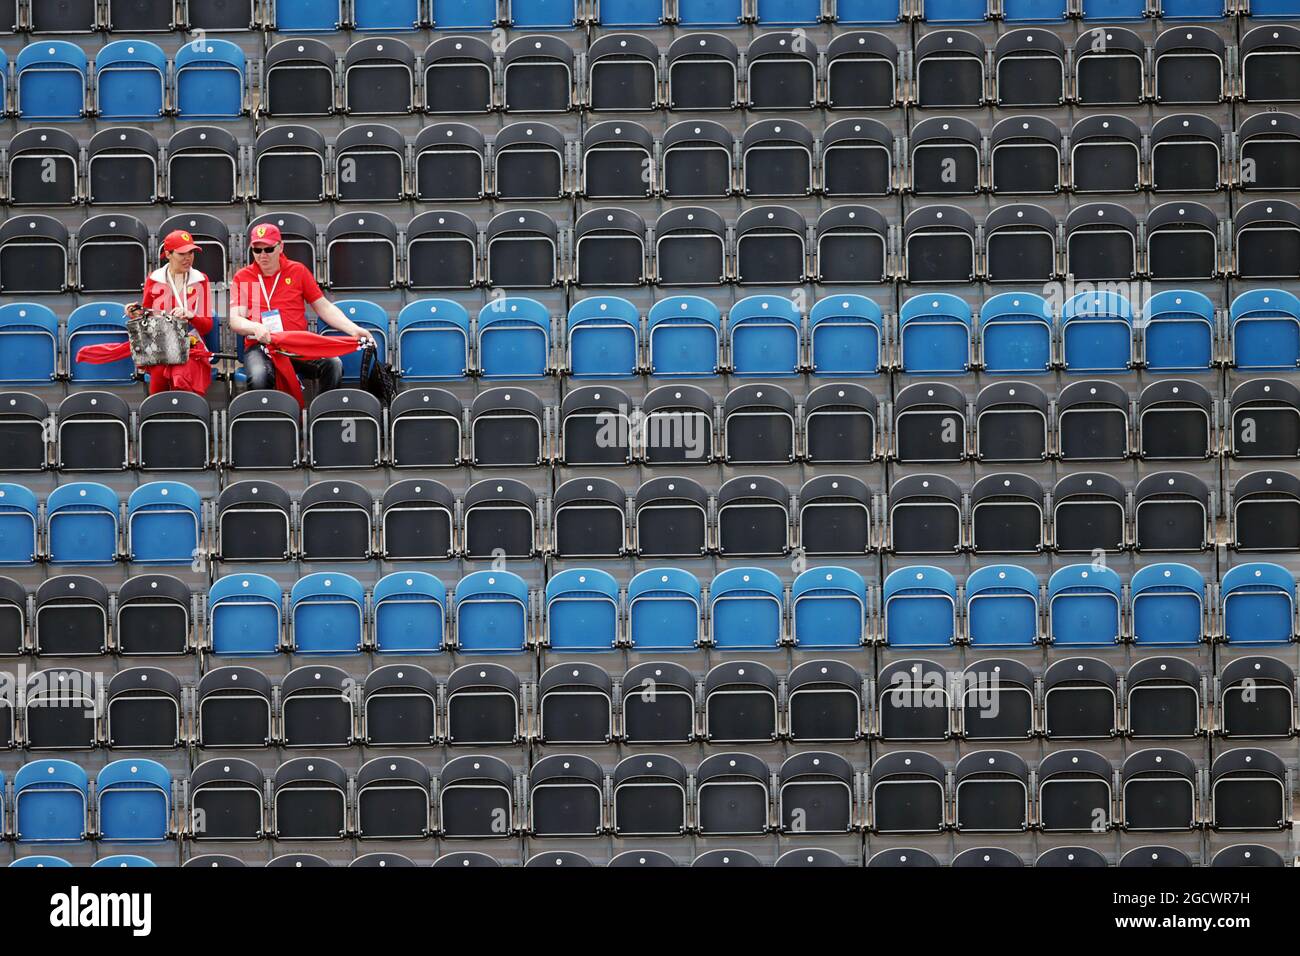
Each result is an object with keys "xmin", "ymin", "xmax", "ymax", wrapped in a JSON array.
[{"xmin": 229, "ymin": 223, "xmax": 375, "ymax": 393}]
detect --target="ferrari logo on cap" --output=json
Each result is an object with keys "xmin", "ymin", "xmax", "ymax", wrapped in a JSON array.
[
  {"xmin": 181, "ymin": 232, "xmax": 192, "ymax": 242},
  {"xmin": 256, "ymin": 226, "xmax": 268, "ymax": 238}
]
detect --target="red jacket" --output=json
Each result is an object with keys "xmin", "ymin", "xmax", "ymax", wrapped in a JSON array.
[{"xmin": 139, "ymin": 266, "xmax": 213, "ymax": 336}]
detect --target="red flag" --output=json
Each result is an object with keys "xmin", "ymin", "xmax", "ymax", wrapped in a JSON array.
[
  {"xmin": 75, "ymin": 339, "xmax": 214, "ymax": 397},
  {"xmin": 263, "ymin": 330, "xmax": 362, "ymax": 408},
  {"xmin": 74, "ymin": 342, "xmax": 133, "ymax": 364}
]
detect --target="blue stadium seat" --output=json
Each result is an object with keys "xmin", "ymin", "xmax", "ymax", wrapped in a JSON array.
[
  {"xmin": 272, "ymin": 0, "xmax": 344, "ymax": 30},
  {"xmin": 1158, "ymin": 0, "xmax": 1226, "ymax": 17},
  {"xmin": 1221, "ymin": 563, "xmax": 1296, "ymax": 645},
  {"xmin": 67, "ymin": 304, "xmax": 133, "ymax": 384},
  {"xmin": 979, "ymin": 292, "xmax": 1052, "ymax": 374},
  {"xmin": 290, "ymin": 573, "xmax": 365, "ymax": 654},
  {"xmin": 127, "ymin": 482, "xmax": 202, "ymax": 566},
  {"xmin": 898, "ymin": 293, "xmax": 972, "ymax": 375},
  {"xmin": 917, "ymin": 0, "xmax": 987, "ymax": 21},
  {"xmin": 0, "ymin": 303, "xmax": 59, "ymax": 384},
  {"xmin": 508, "ymin": 0, "xmax": 579, "ymax": 27},
  {"xmin": 477, "ymin": 298, "xmax": 551, "ymax": 379},
  {"xmin": 627, "ymin": 567, "xmax": 701, "ymax": 650},
  {"xmin": 756, "ymin": 0, "xmax": 821, "ymax": 24},
  {"xmin": 1131, "ymin": 563, "xmax": 1206, "ymax": 646},
  {"xmin": 322, "ymin": 300, "xmax": 390, "ymax": 382},
  {"xmin": 353, "ymin": 0, "xmax": 423, "ymax": 29},
  {"xmin": 676, "ymin": 0, "xmax": 743, "ymax": 24},
  {"xmin": 96, "ymin": 759, "xmax": 171, "ymax": 843},
  {"xmin": 1231, "ymin": 289, "xmax": 1300, "ymax": 371},
  {"xmin": 728, "ymin": 294, "xmax": 801, "ymax": 377},
  {"xmin": 1048, "ymin": 564, "xmax": 1122, "ymax": 646},
  {"xmin": 47, "ymin": 482, "xmax": 119, "ymax": 565},
  {"xmin": 791, "ymin": 566, "xmax": 867, "ymax": 648},
  {"xmin": 93, "ymin": 855, "xmax": 156, "ymax": 867},
  {"xmin": 1143, "ymin": 289, "xmax": 1215, "ymax": 372},
  {"xmin": 1061, "ymin": 290, "xmax": 1134, "ymax": 373},
  {"xmin": 454, "ymin": 570, "xmax": 530, "ymax": 652},
  {"xmin": 1077, "ymin": 0, "xmax": 1145, "ymax": 17},
  {"xmin": 17, "ymin": 41, "xmax": 88, "ymax": 120},
  {"xmin": 14, "ymin": 760, "xmax": 88, "ymax": 843},
  {"xmin": 1243, "ymin": 0, "xmax": 1300, "ymax": 14},
  {"xmin": 94, "ymin": 40, "xmax": 166, "ymax": 120},
  {"xmin": 397, "ymin": 299, "xmax": 471, "ymax": 380},
  {"xmin": 567, "ymin": 296, "xmax": 640, "ymax": 378},
  {"xmin": 430, "ymin": 0, "xmax": 499, "ymax": 28},
  {"xmin": 835, "ymin": 0, "xmax": 904, "ymax": 21},
  {"xmin": 10, "ymin": 856, "xmax": 72, "ymax": 867},
  {"xmin": 965, "ymin": 564, "xmax": 1040, "ymax": 647},
  {"xmin": 597, "ymin": 0, "xmax": 664, "ymax": 25},
  {"xmin": 174, "ymin": 39, "xmax": 245, "ymax": 119},
  {"xmin": 208, "ymin": 573, "xmax": 283, "ymax": 656},
  {"xmin": 373, "ymin": 571, "xmax": 447, "ymax": 653},
  {"xmin": 647, "ymin": 296, "xmax": 721, "ymax": 377},
  {"xmin": 1001, "ymin": 0, "xmax": 1067, "ymax": 18},
  {"xmin": 0, "ymin": 483, "xmax": 39, "ymax": 566},
  {"xmin": 545, "ymin": 567, "xmax": 620, "ymax": 651},
  {"xmin": 709, "ymin": 567, "xmax": 784, "ymax": 650},
  {"xmin": 883, "ymin": 566, "xmax": 957, "ymax": 648},
  {"xmin": 808, "ymin": 294, "xmax": 883, "ymax": 376}
]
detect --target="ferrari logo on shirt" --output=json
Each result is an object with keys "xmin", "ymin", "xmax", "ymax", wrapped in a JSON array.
[{"xmin": 285, "ymin": 277, "xmax": 292, "ymax": 285}]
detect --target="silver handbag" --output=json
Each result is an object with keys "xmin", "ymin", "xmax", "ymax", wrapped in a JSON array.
[{"xmin": 127, "ymin": 311, "xmax": 192, "ymax": 367}]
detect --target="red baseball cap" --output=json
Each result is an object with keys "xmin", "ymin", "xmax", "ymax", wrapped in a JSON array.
[
  {"xmin": 249, "ymin": 223, "xmax": 283, "ymax": 247},
  {"xmin": 161, "ymin": 229, "xmax": 201, "ymax": 257}
]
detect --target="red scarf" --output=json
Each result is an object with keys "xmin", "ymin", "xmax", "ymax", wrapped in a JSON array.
[
  {"xmin": 262, "ymin": 330, "xmax": 362, "ymax": 408},
  {"xmin": 75, "ymin": 338, "xmax": 213, "ymax": 396}
]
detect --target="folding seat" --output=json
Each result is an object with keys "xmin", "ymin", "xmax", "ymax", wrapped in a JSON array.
[
  {"xmin": 1069, "ymin": 116, "xmax": 1141, "ymax": 194},
  {"xmin": 579, "ymin": 124, "xmax": 653, "ymax": 202},
  {"xmin": 892, "ymin": 381, "xmax": 968, "ymax": 463},
  {"xmin": 720, "ymin": 384, "xmax": 794, "ymax": 465},
  {"xmin": 653, "ymin": 208, "xmax": 729, "ymax": 287},
  {"xmin": 1061, "ymin": 290, "xmax": 1134, "ymax": 371},
  {"xmin": 188, "ymin": 0, "xmax": 257, "ymax": 29},
  {"xmin": 189, "ymin": 758, "xmax": 266, "ymax": 840},
  {"xmin": 545, "ymin": 568, "xmax": 622, "ymax": 651},
  {"xmin": 1238, "ymin": 112, "xmax": 1300, "ymax": 193},
  {"xmin": 883, "ymin": 567, "xmax": 958, "ymax": 649},
  {"xmin": 84, "ymin": 128, "xmax": 158, "ymax": 206},
  {"xmin": 917, "ymin": 0, "xmax": 988, "ymax": 20},
  {"xmin": 13, "ymin": 760, "xmax": 88, "ymax": 843},
  {"xmin": 16, "ymin": 42, "xmax": 88, "ymax": 120},
  {"xmin": 640, "ymin": 387, "xmax": 713, "ymax": 466},
  {"xmin": 635, "ymin": 478, "xmax": 710, "ymax": 557},
  {"xmin": 215, "ymin": 481, "xmax": 293, "ymax": 562},
  {"xmin": 552, "ymin": 478, "xmax": 628, "ymax": 558},
  {"xmin": 325, "ymin": 212, "xmax": 399, "ymax": 290},
  {"xmin": 868, "ymin": 848, "xmax": 940, "ymax": 867},
  {"xmin": 372, "ymin": 572, "xmax": 446, "ymax": 654},
  {"xmin": 825, "ymin": 32, "xmax": 897, "ymax": 110},
  {"xmin": 0, "ymin": 306, "xmax": 58, "ymax": 388},
  {"xmin": 612, "ymin": 754, "xmax": 688, "ymax": 836},
  {"xmin": 800, "ymin": 385, "xmax": 878, "ymax": 462},
  {"xmin": 1125, "ymin": 657, "xmax": 1202, "ymax": 739},
  {"xmin": 887, "ymin": 474, "xmax": 963, "ymax": 554},
  {"xmin": 565, "ymin": 304, "xmax": 638, "ymax": 384},
  {"xmin": 993, "ymin": 31, "xmax": 1065, "ymax": 108},
  {"xmin": 1135, "ymin": 382, "xmax": 1212, "ymax": 465},
  {"xmin": 273, "ymin": 757, "xmax": 349, "ymax": 840},
  {"xmin": 1230, "ymin": 379, "xmax": 1300, "ymax": 460},
  {"xmin": 423, "ymin": 36, "xmax": 494, "ymax": 115},
  {"xmin": 6, "ymin": 129, "xmax": 80, "ymax": 207},
  {"xmin": 798, "ymin": 475, "xmax": 874, "ymax": 557},
  {"xmin": 537, "ymin": 662, "xmax": 614, "ymax": 742},
  {"xmin": 127, "ymin": 482, "xmax": 202, "ymax": 565},
  {"xmin": 453, "ymin": 570, "xmax": 530, "ymax": 652},
  {"xmin": 877, "ymin": 658, "xmax": 952, "ymax": 740},
  {"xmin": 1231, "ymin": 289, "xmax": 1300, "ymax": 370},
  {"xmin": 557, "ymin": 387, "xmax": 629, "ymax": 466},
  {"xmin": 289, "ymin": 573, "xmax": 365, "ymax": 655},
  {"xmin": 226, "ymin": 391, "xmax": 301, "ymax": 470},
  {"xmin": 250, "ymin": 212, "xmax": 319, "ymax": 271},
  {"xmin": 413, "ymin": 125, "xmax": 485, "ymax": 202},
  {"xmin": 56, "ymin": 392, "xmax": 130, "ymax": 471},
  {"xmin": 1211, "ymin": 845, "xmax": 1285, "ymax": 867},
  {"xmin": 432, "ymin": 851, "xmax": 500, "ymax": 867},
  {"xmin": 627, "ymin": 567, "xmax": 702, "ymax": 650},
  {"xmin": 96, "ymin": 758, "xmax": 173, "ymax": 843},
  {"xmin": 756, "ymin": 0, "xmax": 822, "ymax": 22},
  {"xmin": 404, "ymin": 213, "xmax": 479, "ymax": 291},
  {"xmin": 960, "ymin": 658, "xmax": 1035, "ymax": 740},
  {"xmin": 529, "ymin": 754, "xmax": 606, "ymax": 837},
  {"xmin": 1122, "ymin": 749, "xmax": 1199, "ymax": 831},
  {"xmin": 280, "ymin": 665, "xmax": 355, "ymax": 748},
  {"xmin": 695, "ymin": 752, "xmax": 770, "ymax": 835},
  {"xmin": 1052, "ymin": 473, "xmax": 1128, "ymax": 554},
  {"xmin": 776, "ymin": 849, "xmax": 846, "ymax": 867},
  {"xmin": 612, "ymin": 850, "xmax": 678, "ymax": 866},
  {"xmin": 693, "ymin": 848, "xmax": 762, "ymax": 866},
  {"xmin": 362, "ymin": 664, "xmax": 438, "ymax": 744},
  {"xmin": 493, "ymin": 123, "xmax": 567, "ymax": 201},
  {"xmin": 298, "ymin": 482, "xmax": 374, "ymax": 562},
  {"xmin": 786, "ymin": 659, "xmax": 864, "ymax": 743},
  {"xmin": 977, "ymin": 295, "xmax": 1050, "ymax": 376},
  {"xmin": 0, "ymin": 485, "xmax": 38, "ymax": 568},
  {"xmin": 1220, "ymin": 562, "xmax": 1297, "ymax": 646},
  {"xmin": 806, "ymin": 297, "xmax": 883, "ymax": 378},
  {"xmin": 954, "ymin": 751, "xmax": 1030, "ymax": 832},
  {"xmin": 1047, "ymin": 565, "xmax": 1122, "ymax": 646},
  {"xmin": 25, "ymin": 669, "xmax": 99, "ymax": 749},
  {"xmin": 621, "ymin": 661, "xmax": 696, "ymax": 743},
  {"xmin": 908, "ymin": 116, "xmax": 982, "ymax": 196},
  {"xmin": 207, "ymin": 573, "xmax": 283, "ymax": 656},
  {"xmin": 46, "ymin": 483, "xmax": 121, "ymax": 566},
  {"xmin": 898, "ymin": 293, "xmax": 972, "ymax": 373},
  {"xmin": 989, "ymin": 119, "xmax": 1062, "ymax": 197},
  {"xmin": 982, "ymin": 204, "xmax": 1059, "ymax": 284},
  {"xmin": 184, "ymin": 855, "xmax": 249, "ymax": 867},
  {"xmin": 266, "ymin": 853, "xmax": 330, "ymax": 866},
  {"xmin": 31, "ymin": 0, "xmax": 97, "ymax": 30},
  {"xmin": 385, "ymin": 399, "xmax": 458, "ymax": 476},
  {"xmin": 1145, "ymin": 203, "xmax": 1221, "ymax": 282},
  {"xmin": 1120, "ymin": 846, "xmax": 1192, "ymax": 867},
  {"xmin": 573, "ymin": 209, "xmax": 646, "ymax": 287},
  {"xmin": 106, "ymin": 0, "xmax": 175, "ymax": 30},
  {"xmin": 676, "ymin": 0, "xmax": 743, "ymax": 25},
  {"xmin": 1219, "ymin": 657, "xmax": 1296, "ymax": 739},
  {"xmin": 817, "ymin": 121, "xmax": 891, "ymax": 202},
  {"xmin": 1154, "ymin": 28, "xmax": 1226, "ymax": 105},
  {"xmin": 1041, "ymin": 658, "xmax": 1118, "ymax": 740},
  {"xmin": 665, "ymin": 34, "xmax": 738, "ymax": 112},
  {"xmin": 439, "ymin": 754, "xmax": 517, "ymax": 837},
  {"xmin": 964, "ymin": 565, "xmax": 1041, "ymax": 649},
  {"xmin": 902, "ymin": 205, "xmax": 977, "ymax": 284},
  {"xmin": 353, "ymin": 0, "xmax": 423, "ymax": 30},
  {"xmin": 93, "ymin": 855, "xmax": 158, "ymax": 867},
  {"xmin": 745, "ymin": 33, "xmax": 818, "ymax": 111},
  {"xmin": 1078, "ymin": 0, "xmax": 1145, "ymax": 18},
  {"xmin": 34, "ymin": 576, "xmax": 109, "ymax": 656},
  {"xmin": 10, "ymin": 856, "xmax": 73, "ymax": 868},
  {"xmin": 1056, "ymin": 381, "xmax": 1130, "ymax": 462},
  {"xmin": 1149, "ymin": 114, "xmax": 1224, "ymax": 194},
  {"xmin": 196, "ymin": 666, "xmax": 274, "ymax": 748},
  {"xmin": 1231, "ymin": 472, "xmax": 1300, "ymax": 552},
  {"xmin": 913, "ymin": 31, "xmax": 985, "ymax": 109},
  {"xmin": 868, "ymin": 751, "xmax": 946, "ymax": 833},
  {"xmin": 0, "ymin": 394, "xmax": 48, "ymax": 474},
  {"xmin": 463, "ymin": 479, "xmax": 537, "ymax": 559},
  {"xmin": 791, "ymin": 566, "xmax": 867, "ymax": 649},
  {"xmin": 0, "ymin": 217, "xmax": 70, "ymax": 294},
  {"xmin": 66, "ymin": 306, "xmax": 132, "ymax": 386},
  {"xmin": 597, "ymin": 0, "xmax": 665, "ymax": 25},
  {"xmin": 484, "ymin": 212, "xmax": 559, "ymax": 289},
  {"xmin": 94, "ymin": 40, "xmax": 166, "ymax": 121},
  {"xmin": 469, "ymin": 388, "xmax": 542, "ymax": 468},
  {"xmin": 355, "ymin": 757, "xmax": 432, "ymax": 841},
  {"xmin": 1143, "ymin": 295, "xmax": 1215, "ymax": 378},
  {"xmin": 970, "ymin": 475, "xmax": 1045, "ymax": 555},
  {"xmin": 742, "ymin": 123, "xmax": 814, "ymax": 201},
  {"xmin": 587, "ymin": 34, "xmax": 659, "ymax": 113},
  {"xmin": 1133, "ymin": 473, "xmax": 1211, "ymax": 553},
  {"xmin": 333, "ymin": 125, "xmax": 407, "ymax": 204},
  {"xmin": 306, "ymin": 391, "xmax": 383, "ymax": 471},
  {"xmin": 1036, "ymin": 749, "xmax": 1114, "ymax": 832},
  {"xmin": 77, "ymin": 215, "xmax": 150, "ymax": 294},
  {"xmin": 709, "ymin": 567, "xmax": 784, "ymax": 649},
  {"xmin": 502, "ymin": 36, "xmax": 574, "ymax": 113},
  {"xmin": 174, "ymin": 39, "xmax": 246, "ymax": 120},
  {"xmin": 1234, "ymin": 200, "xmax": 1300, "ymax": 280},
  {"xmin": 725, "ymin": 296, "xmax": 798, "ymax": 376},
  {"xmin": 656, "ymin": 122, "xmax": 730, "ymax": 200},
  {"xmin": 264, "ymin": 39, "xmax": 337, "ymax": 117}
]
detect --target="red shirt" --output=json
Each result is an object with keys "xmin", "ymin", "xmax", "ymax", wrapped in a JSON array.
[{"xmin": 231, "ymin": 257, "xmax": 325, "ymax": 337}]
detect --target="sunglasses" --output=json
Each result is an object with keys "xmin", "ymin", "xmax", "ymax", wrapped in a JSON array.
[{"xmin": 251, "ymin": 245, "xmax": 279, "ymax": 254}]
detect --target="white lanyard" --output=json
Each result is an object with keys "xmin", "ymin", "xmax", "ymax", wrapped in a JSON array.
[
  {"xmin": 257, "ymin": 271, "xmax": 281, "ymax": 312},
  {"xmin": 166, "ymin": 270, "xmax": 192, "ymax": 316}
]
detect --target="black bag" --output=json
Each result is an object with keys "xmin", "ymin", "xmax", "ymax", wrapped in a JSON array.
[{"xmin": 359, "ymin": 344, "xmax": 399, "ymax": 406}]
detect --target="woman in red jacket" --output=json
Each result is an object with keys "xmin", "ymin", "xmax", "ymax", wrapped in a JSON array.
[{"xmin": 125, "ymin": 229, "xmax": 215, "ymax": 395}]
